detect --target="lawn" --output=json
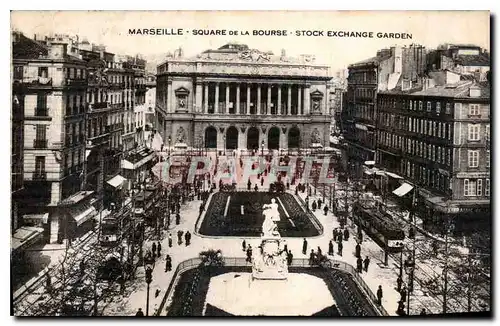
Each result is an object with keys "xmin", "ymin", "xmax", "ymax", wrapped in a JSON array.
[
  {"xmin": 166, "ymin": 266, "xmax": 376, "ymax": 316},
  {"xmin": 198, "ymin": 191, "xmax": 320, "ymax": 237}
]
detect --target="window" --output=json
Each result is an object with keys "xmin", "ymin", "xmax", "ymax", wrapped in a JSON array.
[
  {"xmin": 35, "ymin": 156, "xmax": 45, "ymax": 173},
  {"xmin": 427, "ymin": 101, "xmax": 432, "ymax": 112},
  {"xmin": 486, "ymin": 150, "xmax": 490, "ymax": 168},
  {"xmin": 438, "ymin": 123, "xmax": 441, "ymax": 138},
  {"xmin": 445, "ymin": 102, "xmax": 451, "ymax": 114},
  {"xmin": 436, "ymin": 102, "xmax": 441, "ymax": 114},
  {"xmin": 419, "ymin": 101, "xmax": 423, "ymax": 111},
  {"xmin": 437, "ymin": 147, "xmax": 441, "ymax": 163},
  {"xmin": 469, "ymin": 104, "xmax": 480, "ymax": 116},
  {"xmin": 486, "ymin": 125, "xmax": 490, "ymax": 142},
  {"xmin": 36, "ymin": 93, "xmax": 47, "ymax": 110},
  {"xmin": 36, "ymin": 124, "xmax": 46, "ymax": 142},
  {"xmin": 468, "ymin": 124, "xmax": 480, "ymax": 141},
  {"xmin": 409, "ymin": 101, "xmax": 413, "ymax": 110},
  {"xmin": 485, "ymin": 179, "xmax": 490, "ymax": 197},
  {"xmin": 38, "ymin": 67, "xmax": 48, "ymax": 78},
  {"xmin": 468, "ymin": 150, "xmax": 479, "ymax": 167},
  {"xmin": 447, "ymin": 149, "xmax": 451, "ymax": 166},
  {"xmin": 464, "ymin": 179, "xmax": 477, "ymax": 196},
  {"xmin": 13, "ymin": 65, "xmax": 23, "ymax": 79},
  {"xmin": 477, "ymin": 179, "xmax": 483, "ymax": 196}
]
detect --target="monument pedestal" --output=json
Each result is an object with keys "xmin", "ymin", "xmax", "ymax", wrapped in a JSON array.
[{"xmin": 252, "ymin": 238, "xmax": 288, "ymax": 280}]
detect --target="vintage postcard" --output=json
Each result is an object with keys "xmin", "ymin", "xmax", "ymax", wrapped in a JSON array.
[{"xmin": 10, "ymin": 10, "xmax": 491, "ymax": 317}]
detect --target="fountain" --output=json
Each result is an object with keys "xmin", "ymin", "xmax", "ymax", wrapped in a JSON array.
[{"xmin": 251, "ymin": 198, "xmax": 288, "ymax": 280}]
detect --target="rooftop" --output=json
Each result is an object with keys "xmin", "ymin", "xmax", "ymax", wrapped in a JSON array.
[{"xmin": 381, "ymin": 80, "xmax": 490, "ymax": 99}]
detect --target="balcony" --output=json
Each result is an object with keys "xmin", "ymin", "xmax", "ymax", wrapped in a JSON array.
[
  {"xmin": 15, "ymin": 76, "xmax": 53, "ymax": 88},
  {"xmin": 32, "ymin": 171, "xmax": 47, "ymax": 181},
  {"xmin": 34, "ymin": 107, "xmax": 50, "ymax": 117},
  {"xmin": 33, "ymin": 139, "xmax": 48, "ymax": 149},
  {"xmin": 89, "ymin": 102, "xmax": 109, "ymax": 111},
  {"xmin": 65, "ymin": 78, "xmax": 88, "ymax": 87}
]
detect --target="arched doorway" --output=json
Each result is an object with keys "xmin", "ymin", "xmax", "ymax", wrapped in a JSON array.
[
  {"xmin": 247, "ymin": 127, "xmax": 259, "ymax": 150},
  {"xmin": 288, "ymin": 126, "xmax": 300, "ymax": 148},
  {"xmin": 226, "ymin": 126, "xmax": 238, "ymax": 149},
  {"xmin": 205, "ymin": 126, "xmax": 217, "ymax": 148},
  {"xmin": 268, "ymin": 127, "xmax": 280, "ymax": 150}
]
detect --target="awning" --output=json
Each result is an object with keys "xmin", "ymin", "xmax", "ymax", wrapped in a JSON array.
[
  {"xmin": 364, "ymin": 169, "xmax": 374, "ymax": 175},
  {"xmin": 393, "ymin": 183, "xmax": 414, "ymax": 197},
  {"xmin": 355, "ymin": 123, "xmax": 368, "ymax": 131},
  {"xmin": 23, "ymin": 213, "xmax": 49, "ymax": 226},
  {"xmin": 107, "ymin": 175, "xmax": 127, "ymax": 188},
  {"xmin": 385, "ymin": 171, "xmax": 403, "ymax": 179},
  {"xmin": 12, "ymin": 226, "xmax": 45, "ymax": 252},
  {"xmin": 122, "ymin": 152, "xmax": 155, "ymax": 170},
  {"xmin": 73, "ymin": 206, "xmax": 98, "ymax": 226},
  {"xmin": 364, "ymin": 161, "xmax": 375, "ymax": 166}
]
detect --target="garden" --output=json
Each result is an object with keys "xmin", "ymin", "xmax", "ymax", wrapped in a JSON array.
[{"xmin": 198, "ymin": 191, "xmax": 320, "ymax": 237}]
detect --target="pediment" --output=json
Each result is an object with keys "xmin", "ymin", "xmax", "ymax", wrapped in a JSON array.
[{"xmin": 174, "ymin": 86, "xmax": 190, "ymax": 95}]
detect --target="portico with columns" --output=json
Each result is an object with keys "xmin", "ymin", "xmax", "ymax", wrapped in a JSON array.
[{"xmin": 155, "ymin": 43, "xmax": 332, "ymax": 152}]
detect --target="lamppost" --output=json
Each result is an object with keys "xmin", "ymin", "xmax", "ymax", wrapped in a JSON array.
[
  {"xmin": 168, "ymin": 135, "xmax": 171, "ymax": 157},
  {"xmin": 261, "ymin": 140, "xmax": 264, "ymax": 158},
  {"xmin": 144, "ymin": 260, "xmax": 154, "ymax": 316},
  {"xmin": 223, "ymin": 134, "xmax": 226, "ymax": 156}
]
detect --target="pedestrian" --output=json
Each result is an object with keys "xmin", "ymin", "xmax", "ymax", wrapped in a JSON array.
[
  {"xmin": 152, "ymin": 242, "xmax": 157, "ymax": 257},
  {"xmin": 356, "ymin": 257, "xmax": 363, "ymax": 273},
  {"xmin": 286, "ymin": 181, "xmax": 290, "ymax": 189},
  {"xmin": 168, "ymin": 233, "xmax": 173, "ymax": 248},
  {"xmin": 135, "ymin": 308, "xmax": 145, "ymax": 317},
  {"xmin": 409, "ymin": 227, "xmax": 415, "ymax": 239},
  {"xmin": 317, "ymin": 246, "xmax": 322, "ymax": 257},
  {"xmin": 328, "ymin": 240, "xmax": 334, "ymax": 256},
  {"xmin": 242, "ymin": 239, "xmax": 246, "ymax": 251},
  {"xmin": 309, "ymin": 249, "xmax": 316, "ymax": 265},
  {"xmin": 246, "ymin": 245, "xmax": 253, "ymax": 263},
  {"xmin": 177, "ymin": 230, "xmax": 183, "ymax": 245},
  {"xmin": 376, "ymin": 285, "xmax": 383, "ymax": 305},
  {"xmin": 261, "ymin": 177, "xmax": 264, "ymax": 186},
  {"xmin": 302, "ymin": 238, "xmax": 308, "ymax": 255},
  {"xmin": 287, "ymin": 250, "xmax": 293, "ymax": 266},
  {"xmin": 333, "ymin": 228, "xmax": 338, "ymax": 242},
  {"xmin": 199, "ymin": 204, "xmax": 204, "ymax": 215},
  {"xmin": 155, "ymin": 289, "xmax": 160, "ymax": 298},
  {"xmin": 396, "ymin": 300, "xmax": 406, "ymax": 316},
  {"xmin": 295, "ymin": 187, "xmax": 298, "ymax": 195},
  {"xmin": 357, "ymin": 227, "xmax": 363, "ymax": 243},
  {"xmin": 283, "ymin": 244, "xmax": 288, "ymax": 254},
  {"xmin": 79, "ymin": 258, "xmax": 85, "ymax": 277},
  {"xmin": 176, "ymin": 213, "xmax": 180, "ymax": 225},
  {"xmin": 363, "ymin": 256, "xmax": 370, "ymax": 272},
  {"xmin": 420, "ymin": 308, "xmax": 427, "ymax": 315},
  {"xmin": 317, "ymin": 198, "xmax": 322, "ymax": 209},
  {"xmin": 323, "ymin": 205, "xmax": 328, "ymax": 216},
  {"xmin": 338, "ymin": 232, "xmax": 343, "ymax": 243},
  {"xmin": 396, "ymin": 275, "xmax": 403, "ymax": 292},
  {"xmin": 247, "ymin": 179, "xmax": 251, "ymax": 191},
  {"xmin": 355, "ymin": 243, "xmax": 361, "ymax": 258},
  {"xmin": 400, "ymin": 286, "xmax": 407, "ymax": 303},
  {"xmin": 432, "ymin": 241, "xmax": 439, "ymax": 256},
  {"xmin": 254, "ymin": 184, "xmax": 258, "ymax": 191},
  {"xmin": 165, "ymin": 255, "xmax": 172, "ymax": 272},
  {"xmin": 337, "ymin": 241, "xmax": 343, "ymax": 256},
  {"xmin": 343, "ymin": 228, "xmax": 349, "ymax": 241},
  {"xmin": 311, "ymin": 200, "xmax": 317, "ymax": 212},
  {"xmin": 46, "ymin": 275, "xmax": 52, "ymax": 292},
  {"xmin": 186, "ymin": 231, "xmax": 191, "ymax": 246}
]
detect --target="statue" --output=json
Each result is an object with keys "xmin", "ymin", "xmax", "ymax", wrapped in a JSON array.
[
  {"xmin": 176, "ymin": 127, "xmax": 186, "ymax": 143},
  {"xmin": 261, "ymin": 198, "xmax": 280, "ymax": 237},
  {"xmin": 311, "ymin": 128, "xmax": 321, "ymax": 144}
]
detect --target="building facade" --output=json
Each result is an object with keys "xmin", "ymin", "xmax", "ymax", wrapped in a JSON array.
[
  {"xmin": 344, "ymin": 45, "xmax": 426, "ymax": 178},
  {"xmin": 156, "ymin": 43, "xmax": 332, "ymax": 153},
  {"xmin": 376, "ymin": 80, "xmax": 490, "ymax": 231}
]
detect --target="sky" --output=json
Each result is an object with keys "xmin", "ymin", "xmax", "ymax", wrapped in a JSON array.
[{"xmin": 11, "ymin": 11, "xmax": 490, "ymax": 73}]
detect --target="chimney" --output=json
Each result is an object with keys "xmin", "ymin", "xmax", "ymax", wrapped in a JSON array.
[{"xmin": 48, "ymin": 42, "xmax": 67, "ymax": 59}]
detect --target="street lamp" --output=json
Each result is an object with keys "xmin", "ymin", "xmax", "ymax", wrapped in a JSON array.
[
  {"xmin": 223, "ymin": 134, "xmax": 226, "ymax": 156},
  {"xmin": 261, "ymin": 140, "xmax": 264, "ymax": 158},
  {"xmin": 168, "ymin": 135, "xmax": 171, "ymax": 157},
  {"xmin": 144, "ymin": 261, "xmax": 154, "ymax": 316}
]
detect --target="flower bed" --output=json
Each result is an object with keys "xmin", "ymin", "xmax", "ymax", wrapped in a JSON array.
[{"xmin": 198, "ymin": 192, "xmax": 320, "ymax": 237}]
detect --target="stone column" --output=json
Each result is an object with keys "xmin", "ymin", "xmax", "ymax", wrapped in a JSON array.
[
  {"xmin": 195, "ymin": 82, "xmax": 202, "ymax": 113},
  {"xmin": 297, "ymin": 86, "xmax": 302, "ymax": 115},
  {"xmin": 215, "ymin": 82, "xmax": 220, "ymax": 114},
  {"xmin": 246, "ymin": 84, "xmax": 251, "ymax": 115},
  {"xmin": 168, "ymin": 81, "xmax": 174, "ymax": 113},
  {"xmin": 225, "ymin": 83, "xmax": 230, "ymax": 114},
  {"xmin": 236, "ymin": 83, "xmax": 241, "ymax": 114},
  {"xmin": 257, "ymin": 84, "xmax": 261, "ymax": 115},
  {"xmin": 267, "ymin": 84, "xmax": 272, "ymax": 115},
  {"xmin": 287, "ymin": 85, "xmax": 292, "ymax": 115},
  {"xmin": 324, "ymin": 83, "xmax": 330, "ymax": 115},
  {"xmin": 277, "ymin": 86, "xmax": 282, "ymax": 116},
  {"xmin": 304, "ymin": 85, "xmax": 311, "ymax": 115},
  {"xmin": 204, "ymin": 83, "xmax": 209, "ymax": 113}
]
